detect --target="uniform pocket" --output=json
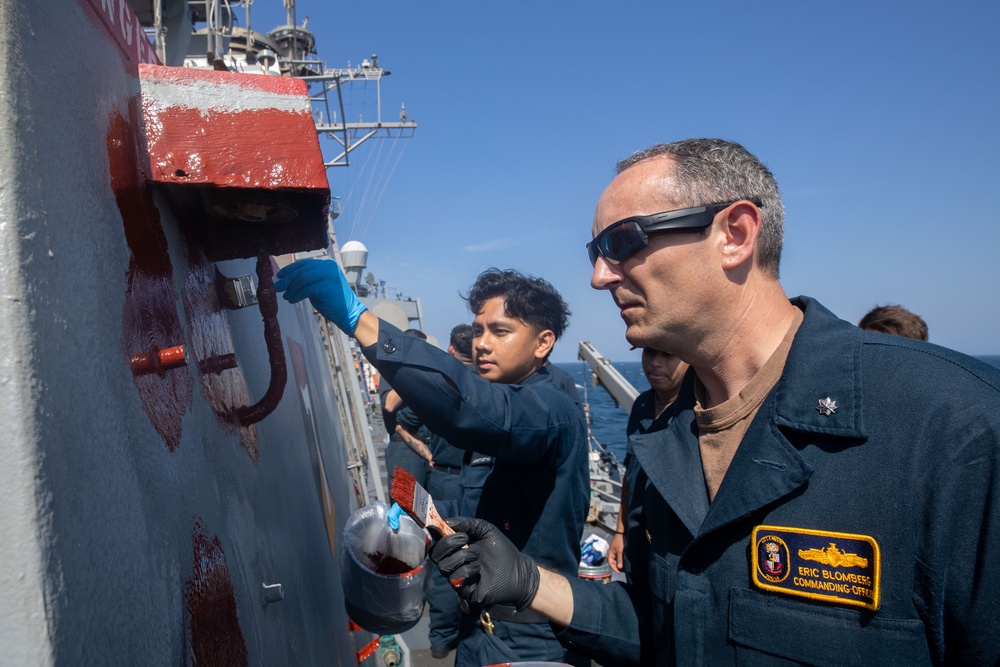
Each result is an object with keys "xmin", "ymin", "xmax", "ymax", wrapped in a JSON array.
[
  {"xmin": 648, "ymin": 551, "xmax": 676, "ymax": 605},
  {"xmin": 729, "ymin": 587, "xmax": 930, "ymax": 666},
  {"xmin": 457, "ymin": 455, "xmax": 494, "ymax": 516},
  {"xmin": 461, "ymin": 455, "xmax": 494, "ymax": 489}
]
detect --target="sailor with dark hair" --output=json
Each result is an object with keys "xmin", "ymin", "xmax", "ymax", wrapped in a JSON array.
[
  {"xmin": 447, "ymin": 323, "xmax": 474, "ymax": 364},
  {"xmin": 274, "ymin": 262, "xmax": 590, "ymax": 667},
  {"xmin": 858, "ymin": 304, "xmax": 928, "ymax": 341}
]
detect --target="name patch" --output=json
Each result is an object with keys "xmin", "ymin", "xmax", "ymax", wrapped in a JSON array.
[{"xmin": 751, "ymin": 525, "xmax": 880, "ymax": 611}]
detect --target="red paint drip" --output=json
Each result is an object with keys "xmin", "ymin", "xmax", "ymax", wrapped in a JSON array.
[
  {"xmin": 109, "ymin": 100, "xmax": 193, "ymax": 451},
  {"xmin": 185, "ymin": 518, "xmax": 248, "ymax": 666}
]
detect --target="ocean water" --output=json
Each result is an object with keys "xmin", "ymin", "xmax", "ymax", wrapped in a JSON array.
[
  {"xmin": 555, "ymin": 361, "xmax": 647, "ymax": 464},
  {"xmin": 557, "ymin": 354, "xmax": 1000, "ymax": 464}
]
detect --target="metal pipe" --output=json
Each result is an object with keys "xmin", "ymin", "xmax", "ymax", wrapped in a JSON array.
[{"xmin": 235, "ymin": 252, "xmax": 287, "ymax": 425}]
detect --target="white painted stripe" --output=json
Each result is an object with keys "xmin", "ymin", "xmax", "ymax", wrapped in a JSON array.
[{"xmin": 140, "ymin": 77, "xmax": 312, "ymax": 115}]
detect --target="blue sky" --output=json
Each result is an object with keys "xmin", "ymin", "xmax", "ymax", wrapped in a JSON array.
[{"xmin": 247, "ymin": 1, "xmax": 999, "ymax": 363}]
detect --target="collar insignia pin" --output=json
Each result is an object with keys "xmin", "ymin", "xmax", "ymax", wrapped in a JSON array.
[{"xmin": 816, "ymin": 397, "xmax": 837, "ymax": 416}]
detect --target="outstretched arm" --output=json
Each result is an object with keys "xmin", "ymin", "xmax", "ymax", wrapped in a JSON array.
[
  {"xmin": 431, "ymin": 516, "xmax": 647, "ymax": 665},
  {"xmin": 275, "ymin": 258, "xmax": 565, "ymax": 461},
  {"xmin": 531, "ymin": 568, "xmax": 574, "ymax": 625},
  {"xmin": 430, "ymin": 516, "xmax": 573, "ymax": 622}
]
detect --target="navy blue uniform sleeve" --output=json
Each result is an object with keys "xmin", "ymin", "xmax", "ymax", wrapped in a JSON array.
[
  {"xmin": 377, "ymin": 382, "xmax": 397, "ymax": 433},
  {"xmin": 394, "ymin": 405, "xmax": 422, "ymax": 431},
  {"xmin": 554, "ymin": 577, "xmax": 652, "ymax": 666},
  {"xmin": 362, "ymin": 320, "xmax": 574, "ymax": 464}
]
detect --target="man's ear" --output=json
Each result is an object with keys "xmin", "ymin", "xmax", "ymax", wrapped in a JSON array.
[
  {"xmin": 720, "ymin": 201, "xmax": 761, "ymax": 271},
  {"xmin": 534, "ymin": 329, "xmax": 556, "ymax": 360}
]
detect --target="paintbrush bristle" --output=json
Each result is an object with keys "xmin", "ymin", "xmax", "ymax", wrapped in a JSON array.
[
  {"xmin": 389, "ymin": 466, "xmax": 451, "ymax": 536},
  {"xmin": 390, "ymin": 467, "xmax": 427, "ymax": 522},
  {"xmin": 390, "ymin": 466, "xmax": 416, "ymax": 512}
]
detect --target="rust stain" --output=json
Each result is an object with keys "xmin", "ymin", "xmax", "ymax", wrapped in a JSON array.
[
  {"xmin": 185, "ymin": 517, "xmax": 248, "ymax": 666},
  {"xmin": 108, "ymin": 99, "xmax": 192, "ymax": 451}
]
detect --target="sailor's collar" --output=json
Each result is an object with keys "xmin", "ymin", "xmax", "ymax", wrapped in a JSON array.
[
  {"xmin": 519, "ymin": 364, "xmax": 550, "ymax": 386},
  {"xmin": 773, "ymin": 296, "xmax": 867, "ymax": 439}
]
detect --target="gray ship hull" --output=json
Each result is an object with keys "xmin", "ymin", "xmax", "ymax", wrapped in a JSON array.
[{"xmin": 0, "ymin": 1, "xmax": 386, "ymax": 663}]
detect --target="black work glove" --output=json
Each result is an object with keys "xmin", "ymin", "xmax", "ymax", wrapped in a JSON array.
[{"xmin": 429, "ymin": 516, "xmax": 540, "ymax": 613}]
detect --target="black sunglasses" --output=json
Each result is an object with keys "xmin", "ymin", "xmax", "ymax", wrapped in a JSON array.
[{"xmin": 587, "ymin": 200, "xmax": 761, "ymax": 266}]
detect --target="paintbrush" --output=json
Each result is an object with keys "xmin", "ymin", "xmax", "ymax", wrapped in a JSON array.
[{"xmin": 390, "ymin": 466, "xmax": 454, "ymax": 538}]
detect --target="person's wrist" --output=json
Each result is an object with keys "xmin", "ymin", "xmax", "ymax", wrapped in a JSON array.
[
  {"xmin": 352, "ymin": 310, "xmax": 379, "ymax": 346},
  {"xmin": 515, "ymin": 560, "xmax": 541, "ymax": 611}
]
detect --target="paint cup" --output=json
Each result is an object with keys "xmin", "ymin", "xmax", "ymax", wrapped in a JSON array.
[
  {"xmin": 578, "ymin": 561, "xmax": 613, "ymax": 583},
  {"xmin": 341, "ymin": 501, "xmax": 431, "ymax": 634}
]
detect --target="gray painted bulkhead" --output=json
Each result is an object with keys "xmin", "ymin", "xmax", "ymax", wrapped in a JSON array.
[{"xmin": 0, "ymin": 2, "xmax": 369, "ymax": 663}]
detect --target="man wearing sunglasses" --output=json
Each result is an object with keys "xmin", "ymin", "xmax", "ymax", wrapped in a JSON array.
[{"xmin": 430, "ymin": 138, "xmax": 1000, "ymax": 665}]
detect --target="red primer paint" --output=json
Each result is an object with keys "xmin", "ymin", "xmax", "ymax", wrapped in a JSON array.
[
  {"xmin": 366, "ymin": 551, "xmax": 416, "ymax": 576},
  {"xmin": 142, "ymin": 106, "xmax": 328, "ymax": 190},
  {"xmin": 356, "ymin": 637, "xmax": 381, "ymax": 663},
  {"xmin": 109, "ymin": 100, "xmax": 193, "ymax": 451},
  {"xmin": 185, "ymin": 518, "xmax": 249, "ymax": 666},
  {"xmin": 180, "ymin": 250, "xmax": 259, "ymax": 461},
  {"xmin": 138, "ymin": 64, "xmax": 331, "ymax": 262},
  {"xmin": 234, "ymin": 253, "xmax": 286, "ymax": 426},
  {"xmin": 129, "ymin": 344, "xmax": 187, "ymax": 375}
]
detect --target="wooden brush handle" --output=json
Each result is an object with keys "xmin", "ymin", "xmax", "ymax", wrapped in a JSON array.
[{"xmin": 427, "ymin": 505, "xmax": 454, "ymax": 536}]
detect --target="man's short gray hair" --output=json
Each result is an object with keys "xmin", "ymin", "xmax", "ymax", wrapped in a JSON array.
[{"xmin": 617, "ymin": 139, "xmax": 785, "ymax": 278}]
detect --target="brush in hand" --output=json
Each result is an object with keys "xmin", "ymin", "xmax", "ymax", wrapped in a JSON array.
[{"xmin": 390, "ymin": 466, "xmax": 454, "ymax": 538}]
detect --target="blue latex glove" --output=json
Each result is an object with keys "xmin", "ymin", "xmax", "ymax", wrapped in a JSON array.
[
  {"xmin": 274, "ymin": 258, "xmax": 368, "ymax": 334},
  {"xmin": 387, "ymin": 503, "xmax": 404, "ymax": 531}
]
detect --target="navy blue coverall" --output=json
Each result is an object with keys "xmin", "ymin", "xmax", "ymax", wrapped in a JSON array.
[
  {"xmin": 556, "ymin": 297, "xmax": 1000, "ymax": 666},
  {"xmin": 623, "ymin": 387, "xmax": 676, "ymax": 506},
  {"xmin": 363, "ymin": 320, "xmax": 591, "ymax": 666},
  {"xmin": 619, "ymin": 387, "xmax": 676, "ymax": 582},
  {"xmin": 379, "ymin": 384, "xmax": 429, "ymax": 492}
]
